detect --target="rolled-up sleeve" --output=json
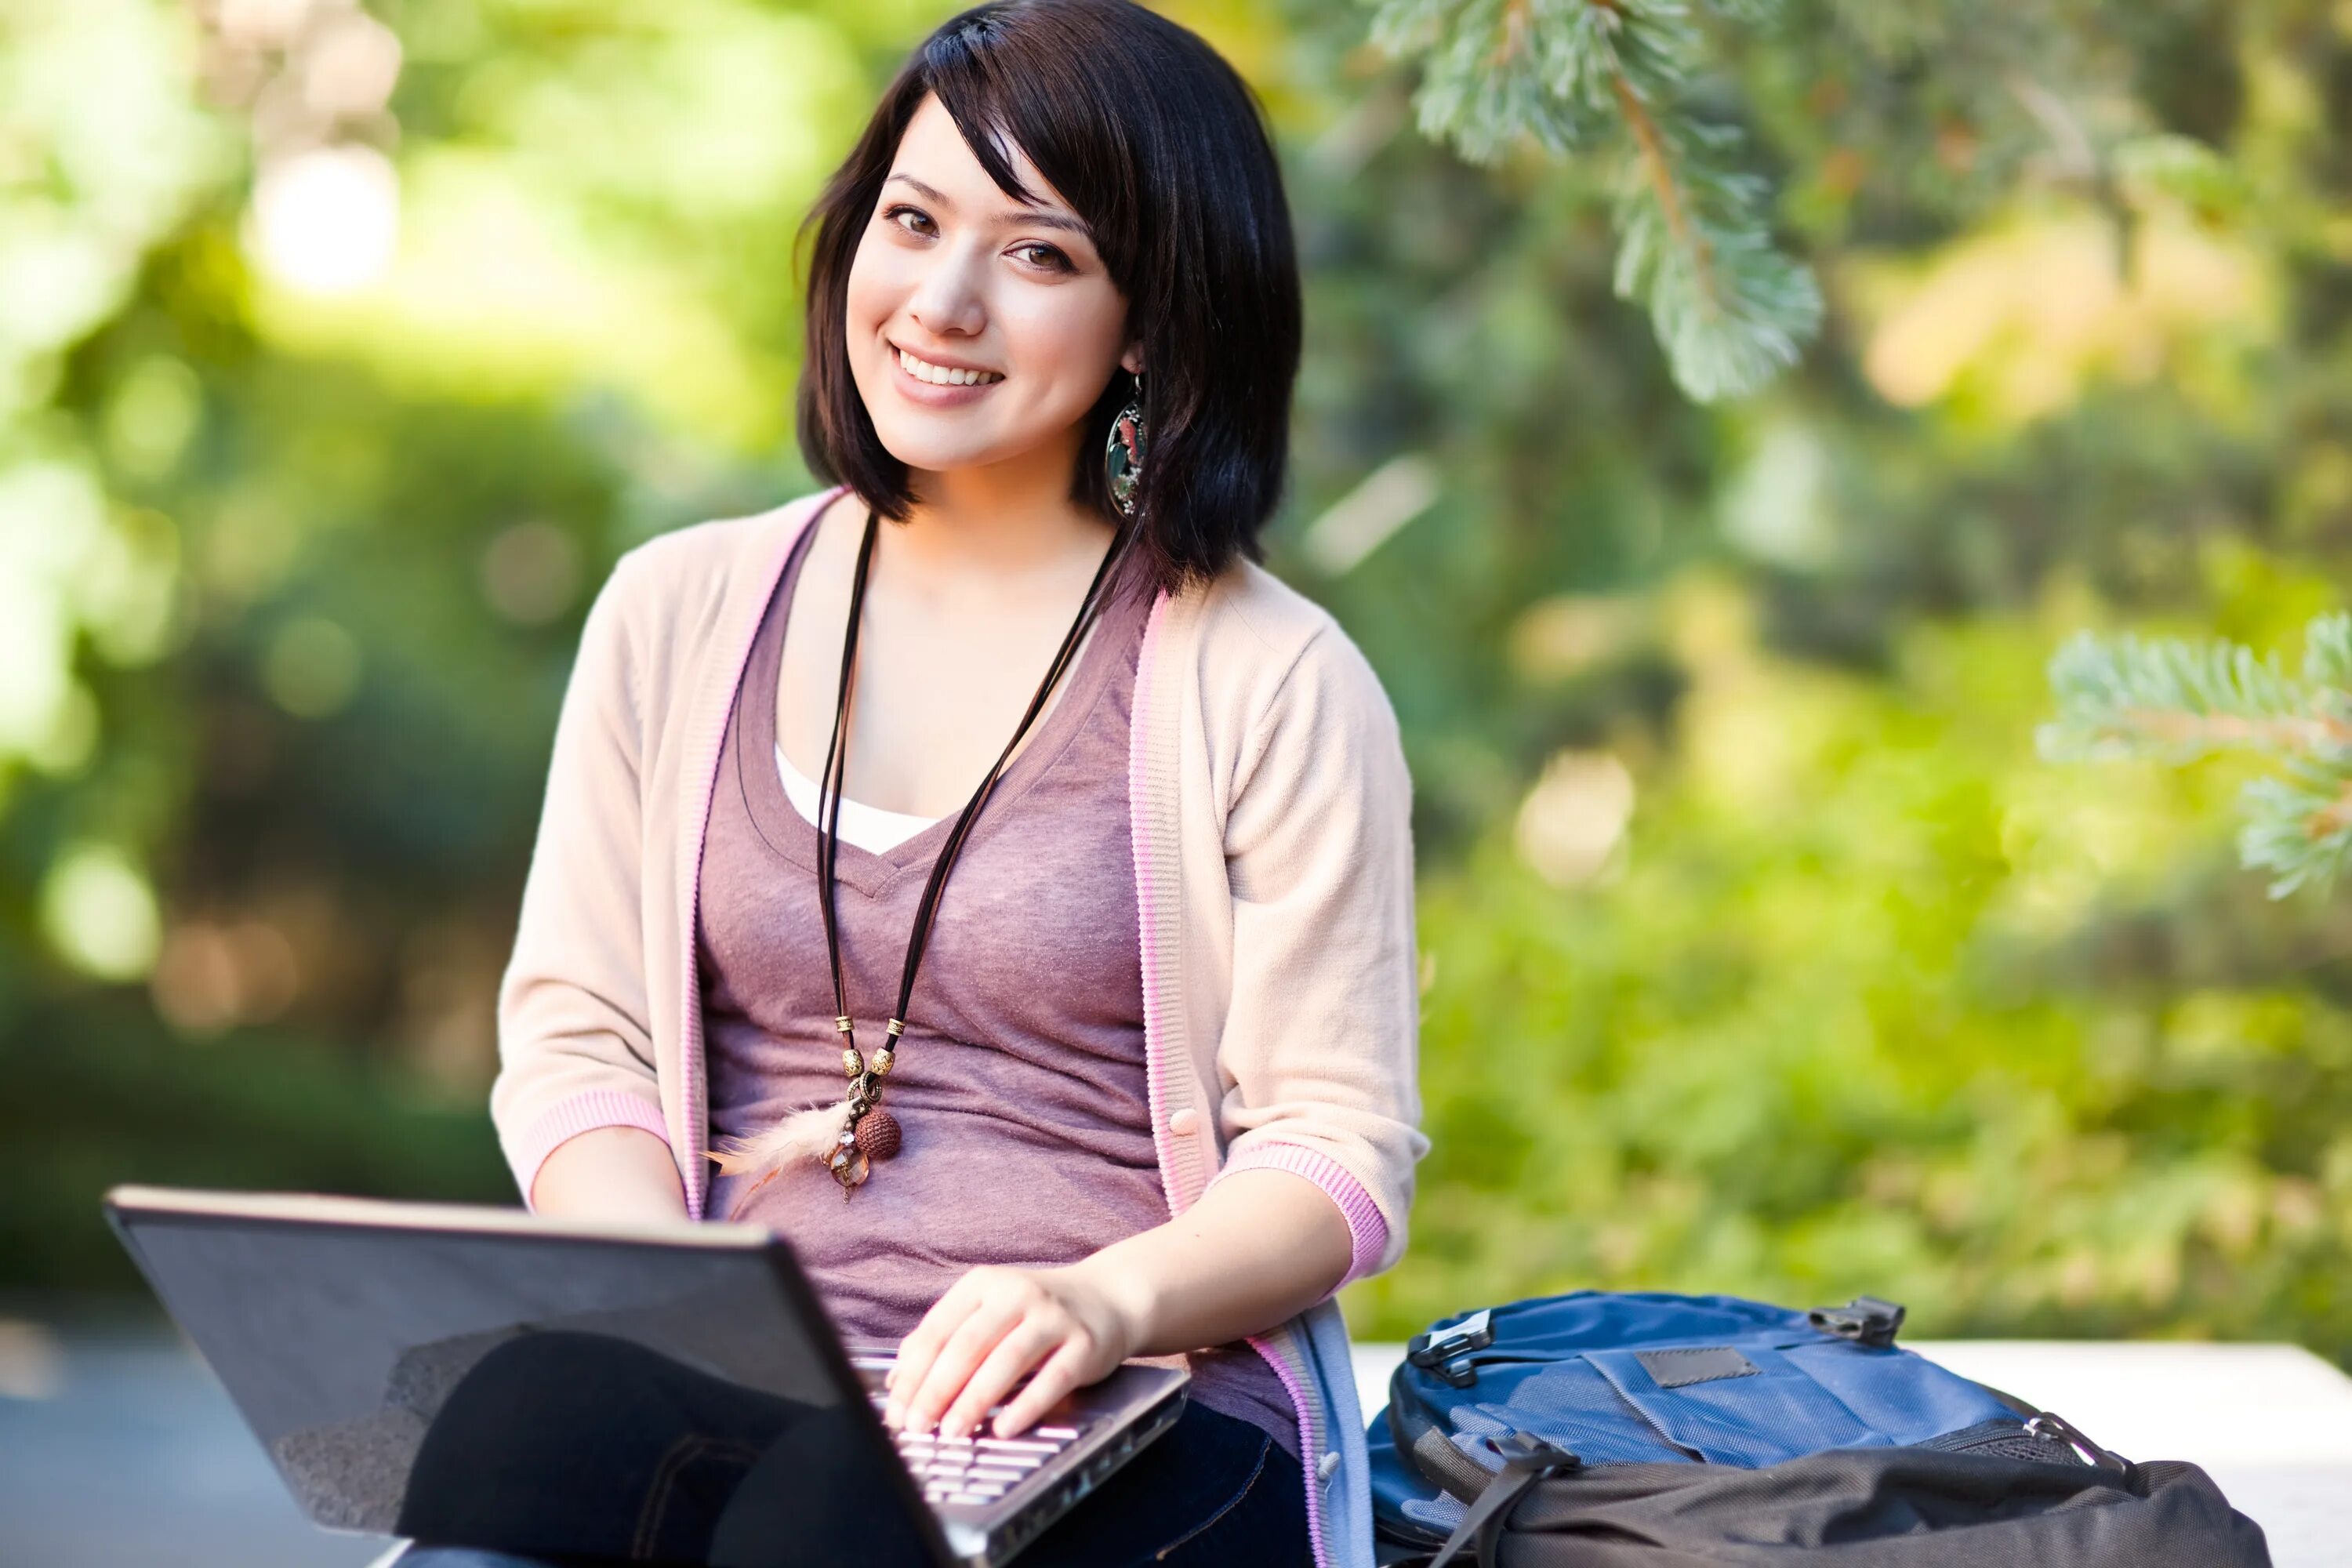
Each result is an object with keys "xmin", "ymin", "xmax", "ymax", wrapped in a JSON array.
[{"xmin": 1204, "ymin": 623, "xmax": 1427, "ymax": 1288}]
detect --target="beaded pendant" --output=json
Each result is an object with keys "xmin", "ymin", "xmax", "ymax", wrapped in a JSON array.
[{"xmin": 804, "ymin": 506, "xmax": 1127, "ymax": 1199}]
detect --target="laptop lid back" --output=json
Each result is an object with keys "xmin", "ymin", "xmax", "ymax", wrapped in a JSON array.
[{"xmin": 104, "ymin": 1186, "xmax": 953, "ymax": 1566}]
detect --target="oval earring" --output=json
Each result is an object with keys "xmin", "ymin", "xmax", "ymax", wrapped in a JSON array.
[{"xmin": 1105, "ymin": 368, "xmax": 1147, "ymax": 518}]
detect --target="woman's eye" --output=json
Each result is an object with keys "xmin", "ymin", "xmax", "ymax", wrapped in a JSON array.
[
  {"xmin": 1013, "ymin": 242, "xmax": 1073, "ymax": 273},
  {"xmin": 880, "ymin": 205, "xmax": 1069, "ymax": 273}
]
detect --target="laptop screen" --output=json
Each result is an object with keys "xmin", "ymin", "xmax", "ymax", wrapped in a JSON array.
[{"xmin": 112, "ymin": 1198, "xmax": 946, "ymax": 1565}]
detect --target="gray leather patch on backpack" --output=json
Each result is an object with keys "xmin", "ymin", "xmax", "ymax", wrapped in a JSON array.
[{"xmin": 1635, "ymin": 1347, "xmax": 1760, "ymax": 1388}]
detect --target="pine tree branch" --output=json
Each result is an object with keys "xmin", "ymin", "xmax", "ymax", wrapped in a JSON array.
[
  {"xmin": 1582, "ymin": 0, "xmax": 1703, "ymax": 281},
  {"xmin": 1612, "ymin": 73, "xmax": 1709, "ymax": 300},
  {"xmin": 2315, "ymin": 780, "xmax": 2352, "ymax": 843},
  {"xmin": 2042, "ymin": 614, "xmax": 2352, "ymax": 901},
  {"xmin": 2106, "ymin": 710, "xmax": 2352, "ymax": 754},
  {"xmin": 1490, "ymin": 0, "xmax": 1534, "ymax": 66},
  {"xmin": 2242, "ymin": 759, "xmax": 2352, "ymax": 898},
  {"xmin": 1356, "ymin": 0, "xmax": 1820, "ymax": 401}
]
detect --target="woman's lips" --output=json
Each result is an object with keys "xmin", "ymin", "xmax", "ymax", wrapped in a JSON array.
[{"xmin": 888, "ymin": 346, "xmax": 1003, "ymax": 407}]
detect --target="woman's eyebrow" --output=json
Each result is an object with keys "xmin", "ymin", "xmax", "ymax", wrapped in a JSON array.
[{"xmin": 884, "ymin": 172, "xmax": 1093, "ymax": 238}]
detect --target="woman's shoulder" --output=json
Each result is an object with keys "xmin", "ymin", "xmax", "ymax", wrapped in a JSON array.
[
  {"xmin": 1188, "ymin": 553, "xmax": 1336, "ymax": 656},
  {"xmin": 1185, "ymin": 555, "xmax": 1401, "ymax": 743},
  {"xmin": 590, "ymin": 487, "xmax": 839, "ymax": 641}
]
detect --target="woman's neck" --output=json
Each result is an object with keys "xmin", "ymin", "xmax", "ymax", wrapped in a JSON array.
[{"xmin": 880, "ymin": 446, "xmax": 1114, "ymax": 603}]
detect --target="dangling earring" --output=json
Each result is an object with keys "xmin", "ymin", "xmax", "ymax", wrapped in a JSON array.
[{"xmin": 1105, "ymin": 368, "xmax": 1147, "ymax": 518}]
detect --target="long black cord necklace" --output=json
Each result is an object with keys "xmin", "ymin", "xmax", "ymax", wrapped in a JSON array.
[{"xmin": 810, "ymin": 504, "xmax": 1134, "ymax": 1196}]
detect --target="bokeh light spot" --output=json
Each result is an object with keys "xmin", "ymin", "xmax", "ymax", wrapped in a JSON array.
[
  {"xmin": 479, "ymin": 520, "xmax": 583, "ymax": 626},
  {"xmin": 1515, "ymin": 750, "xmax": 1637, "ymax": 887},
  {"xmin": 103, "ymin": 356, "xmax": 203, "ymax": 477},
  {"xmin": 40, "ymin": 842, "xmax": 162, "ymax": 982},
  {"xmin": 263, "ymin": 615, "xmax": 361, "ymax": 717},
  {"xmin": 247, "ymin": 143, "xmax": 399, "ymax": 296}
]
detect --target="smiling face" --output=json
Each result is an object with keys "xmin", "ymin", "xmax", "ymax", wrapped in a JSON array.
[{"xmin": 844, "ymin": 93, "xmax": 1139, "ymax": 484}]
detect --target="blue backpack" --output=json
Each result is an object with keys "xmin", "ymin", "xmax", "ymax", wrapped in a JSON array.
[{"xmin": 1368, "ymin": 1290, "xmax": 2270, "ymax": 1568}]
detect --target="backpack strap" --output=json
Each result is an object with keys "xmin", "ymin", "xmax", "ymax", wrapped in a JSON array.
[{"xmin": 1427, "ymin": 1432, "xmax": 1580, "ymax": 1568}]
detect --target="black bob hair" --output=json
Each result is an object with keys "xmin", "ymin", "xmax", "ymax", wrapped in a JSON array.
[{"xmin": 793, "ymin": 0, "xmax": 1301, "ymax": 596}]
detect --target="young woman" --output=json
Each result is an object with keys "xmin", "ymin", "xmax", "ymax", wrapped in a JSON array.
[{"xmin": 476, "ymin": 2, "xmax": 1425, "ymax": 1563}]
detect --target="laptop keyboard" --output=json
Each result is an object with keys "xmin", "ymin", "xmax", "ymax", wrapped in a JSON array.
[{"xmin": 866, "ymin": 1391, "xmax": 1084, "ymax": 1509}]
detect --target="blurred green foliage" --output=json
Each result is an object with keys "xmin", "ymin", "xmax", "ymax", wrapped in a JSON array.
[{"xmin": 2, "ymin": 0, "xmax": 2347, "ymax": 1363}]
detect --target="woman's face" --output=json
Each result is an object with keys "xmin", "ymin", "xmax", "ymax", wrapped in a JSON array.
[{"xmin": 844, "ymin": 93, "xmax": 1138, "ymax": 481}]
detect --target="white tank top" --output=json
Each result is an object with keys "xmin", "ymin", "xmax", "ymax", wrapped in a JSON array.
[{"xmin": 773, "ymin": 743, "xmax": 943, "ymax": 855}]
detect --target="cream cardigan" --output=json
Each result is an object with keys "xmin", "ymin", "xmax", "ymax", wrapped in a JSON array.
[{"xmin": 490, "ymin": 484, "xmax": 1428, "ymax": 1568}]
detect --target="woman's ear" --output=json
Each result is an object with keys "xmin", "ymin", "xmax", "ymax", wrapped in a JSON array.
[{"xmin": 1120, "ymin": 343, "xmax": 1144, "ymax": 377}]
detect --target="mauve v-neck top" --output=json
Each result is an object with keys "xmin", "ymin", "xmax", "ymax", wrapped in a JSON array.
[{"xmin": 698, "ymin": 519, "xmax": 1298, "ymax": 1461}]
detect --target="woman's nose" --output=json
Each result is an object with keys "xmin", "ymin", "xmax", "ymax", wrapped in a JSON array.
[{"xmin": 906, "ymin": 249, "xmax": 987, "ymax": 340}]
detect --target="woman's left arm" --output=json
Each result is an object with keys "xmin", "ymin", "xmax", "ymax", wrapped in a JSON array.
[
  {"xmin": 887, "ymin": 617, "xmax": 1426, "ymax": 1440},
  {"xmin": 882, "ymin": 1167, "xmax": 1348, "ymax": 1438}
]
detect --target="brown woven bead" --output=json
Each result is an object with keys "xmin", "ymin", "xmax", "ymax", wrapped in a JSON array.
[{"xmin": 854, "ymin": 1107, "xmax": 902, "ymax": 1162}]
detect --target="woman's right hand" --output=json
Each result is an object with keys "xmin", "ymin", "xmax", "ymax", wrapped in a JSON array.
[{"xmin": 528, "ymin": 1125, "xmax": 690, "ymax": 1221}]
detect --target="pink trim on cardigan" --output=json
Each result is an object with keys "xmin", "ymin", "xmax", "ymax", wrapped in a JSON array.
[
  {"xmin": 1127, "ymin": 590, "xmax": 1336, "ymax": 1568},
  {"xmin": 1213, "ymin": 1141, "xmax": 1391, "ymax": 1291},
  {"xmin": 1249, "ymin": 1328, "xmax": 1330, "ymax": 1567},
  {"xmin": 514, "ymin": 1088, "xmax": 673, "ymax": 1210},
  {"xmin": 677, "ymin": 485, "xmax": 845, "ymax": 1219},
  {"xmin": 1128, "ymin": 587, "xmax": 1183, "ymax": 1221}
]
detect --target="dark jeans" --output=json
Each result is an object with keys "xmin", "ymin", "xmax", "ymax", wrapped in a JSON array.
[{"xmin": 389, "ymin": 1332, "xmax": 1308, "ymax": 1568}]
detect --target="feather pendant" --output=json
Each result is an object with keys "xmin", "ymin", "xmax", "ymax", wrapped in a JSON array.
[{"xmin": 710, "ymin": 1097, "xmax": 855, "ymax": 1218}]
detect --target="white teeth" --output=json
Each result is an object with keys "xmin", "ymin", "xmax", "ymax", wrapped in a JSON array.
[{"xmin": 898, "ymin": 347, "xmax": 1000, "ymax": 387}]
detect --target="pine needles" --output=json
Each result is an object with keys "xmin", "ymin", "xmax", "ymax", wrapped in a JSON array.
[
  {"xmin": 2038, "ymin": 614, "xmax": 2352, "ymax": 898},
  {"xmin": 1358, "ymin": 0, "xmax": 1822, "ymax": 401}
]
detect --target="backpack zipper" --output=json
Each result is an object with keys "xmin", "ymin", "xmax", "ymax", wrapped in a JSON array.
[
  {"xmin": 2023, "ymin": 1410, "xmax": 2130, "ymax": 1472},
  {"xmin": 1918, "ymin": 1417, "xmax": 2076, "ymax": 1459}
]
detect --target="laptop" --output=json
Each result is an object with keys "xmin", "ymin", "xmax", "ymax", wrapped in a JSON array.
[{"xmin": 103, "ymin": 1185, "xmax": 1188, "ymax": 1567}]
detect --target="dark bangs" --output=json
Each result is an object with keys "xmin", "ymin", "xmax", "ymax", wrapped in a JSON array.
[{"xmin": 794, "ymin": 0, "xmax": 1301, "ymax": 595}]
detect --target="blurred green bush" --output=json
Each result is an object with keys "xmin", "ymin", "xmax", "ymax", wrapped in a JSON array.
[
  {"xmin": 1368, "ymin": 583, "xmax": 2352, "ymax": 1357},
  {"xmin": 3, "ymin": 0, "xmax": 2347, "ymax": 1367}
]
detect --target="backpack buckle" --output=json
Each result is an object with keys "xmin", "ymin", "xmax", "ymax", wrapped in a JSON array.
[
  {"xmin": 1807, "ymin": 1295, "xmax": 1905, "ymax": 1348},
  {"xmin": 1482, "ymin": 1430, "xmax": 1580, "ymax": 1471},
  {"xmin": 1408, "ymin": 1308, "xmax": 1494, "ymax": 1365},
  {"xmin": 1407, "ymin": 1308, "xmax": 1494, "ymax": 1387}
]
